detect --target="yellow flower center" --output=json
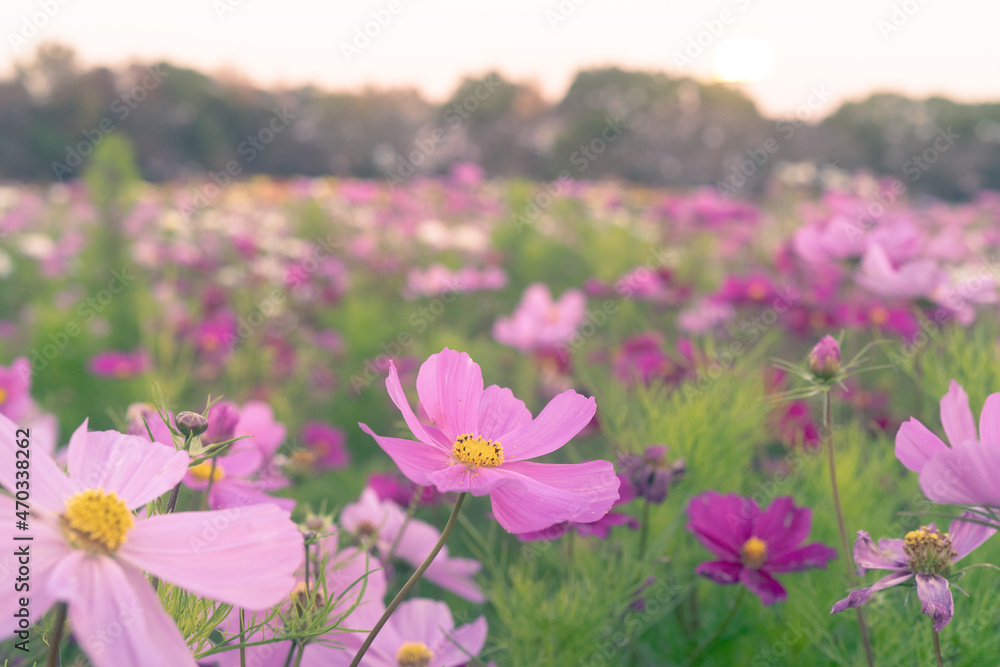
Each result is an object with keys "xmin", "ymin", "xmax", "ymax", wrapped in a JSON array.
[
  {"xmin": 452, "ymin": 433, "xmax": 504, "ymax": 468},
  {"xmin": 0, "ymin": 387, "xmax": 7, "ymax": 405},
  {"xmin": 189, "ymin": 460, "xmax": 225, "ymax": 482},
  {"xmin": 747, "ymin": 282, "xmax": 767, "ymax": 300},
  {"xmin": 870, "ymin": 306, "xmax": 889, "ymax": 325},
  {"xmin": 904, "ymin": 526, "xmax": 956, "ymax": 575},
  {"xmin": 396, "ymin": 641, "xmax": 433, "ymax": 667},
  {"xmin": 60, "ymin": 489, "xmax": 134, "ymax": 554},
  {"xmin": 290, "ymin": 450, "xmax": 317, "ymax": 468},
  {"xmin": 740, "ymin": 537, "xmax": 768, "ymax": 569}
]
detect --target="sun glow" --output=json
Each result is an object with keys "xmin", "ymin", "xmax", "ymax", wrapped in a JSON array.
[{"xmin": 713, "ymin": 38, "xmax": 775, "ymax": 83}]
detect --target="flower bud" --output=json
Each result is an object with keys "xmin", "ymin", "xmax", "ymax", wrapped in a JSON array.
[
  {"xmin": 176, "ymin": 411, "xmax": 209, "ymax": 438},
  {"xmin": 808, "ymin": 335, "xmax": 841, "ymax": 379}
]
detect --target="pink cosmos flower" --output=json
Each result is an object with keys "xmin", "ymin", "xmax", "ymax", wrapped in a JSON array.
[
  {"xmin": 360, "ymin": 348, "xmax": 619, "ymax": 534},
  {"xmin": 856, "ymin": 243, "xmax": 944, "ymax": 300},
  {"xmin": 895, "ymin": 380, "xmax": 986, "ymax": 474},
  {"xmin": 351, "ymin": 598, "xmax": 487, "ymax": 667},
  {"xmin": 0, "ymin": 358, "xmax": 33, "ymax": 422},
  {"xmin": 340, "ymin": 488, "xmax": 483, "ymax": 602},
  {"xmin": 492, "ymin": 283, "xmax": 586, "ymax": 353},
  {"xmin": 831, "ymin": 512, "xmax": 997, "ymax": 630},
  {"xmin": 686, "ymin": 492, "xmax": 837, "ymax": 605},
  {"xmin": 0, "ymin": 414, "xmax": 303, "ymax": 667},
  {"xmin": 298, "ymin": 421, "xmax": 351, "ymax": 470},
  {"xmin": 87, "ymin": 348, "xmax": 151, "ymax": 379}
]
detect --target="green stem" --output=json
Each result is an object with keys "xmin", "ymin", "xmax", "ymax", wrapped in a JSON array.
[
  {"xmin": 292, "ymin": 641, "xmax": 306, "ymax": 667},
  {"xmin": 681, "ymin": 587, "xmax": 745, "ymax": 667},
  {"xmin": 239, "ymin": 608, "xmax": 246, "ymax": 667},
  {"xmin": 283, "ymin": 642, "xmax": 296, "ymax": 667},
  {"xmin": 46, "ymin": 602, "xmax": 67, "ymax": 667},
  {"xmin": 933, "ymin": 628, "xmax": 943, "ymax": 667},
  {"xmin": 639, "ymin": 497, "xmax": 651, "ymax": 558},
  {"xmin": 824, "ymin": 390, "xmax": 875, "ymax": 667},
  {"xmin": 385, "ymin": 486, "xmax": 423, "ymax": 566},
  {"xmin": 350, "ymin": 493, "xmax": 467, "ymax": 667}
]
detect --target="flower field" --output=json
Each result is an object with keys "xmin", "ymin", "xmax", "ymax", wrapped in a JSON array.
[{"xmin": 3, "ymin": 154, "xmax": 1000, "ymax": 666}]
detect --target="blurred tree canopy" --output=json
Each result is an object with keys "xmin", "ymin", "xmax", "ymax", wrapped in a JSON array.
[{"xmin": 2, "ymin": 44, "xmax": 1000, "ymax": 200}]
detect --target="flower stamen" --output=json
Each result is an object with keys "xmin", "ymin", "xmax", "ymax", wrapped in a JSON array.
[
  {"xmin": 740, "ymin": 537, "xmax": 768, "ymax": 569},
  {"xmin": 396, "ymin": 641, "xmax": 433, "ymax": 667},
  {"xmin": 452, "ymin": 433, "xmax": 504, "ymax": 468},
  {"xmin": 904, "ymin": 526, "xmax": 956, "ymax": 575},
  {"xmin": 60, "ymin": 489, "xmax": 134, "ymax": 554}
]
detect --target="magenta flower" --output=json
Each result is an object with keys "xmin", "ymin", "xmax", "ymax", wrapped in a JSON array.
[
  {"xmin": 492, "ymin": 283, "xmax": 586, "ymax": 353},
  {"xmin": 299, "ymin": 420, "xmax": 351, "ymax": 469},
  {"xmin": 360, "ymin": 348, "xmax": 619, "ymax": 534},
  {"xmin": 895, "ymin": 380, "xmax": 989, "ymax": 474},
  {"xmin": 0, "ymin": 414, "xmax": 303, "ymax": 666},
  {"xmin": 686, "ymin": 492, "xmax": 837, "ymax": 605},
  {"xmin": 831, "ymin": 513, "xmax": 997, "ymax": 630},
  {"xmin": 360, "ymin": 599, "xmax": 487, "ymax": 667},
  {"xmin": 87, "ymin": 348, "xmax": 151, "ymax": 379}
]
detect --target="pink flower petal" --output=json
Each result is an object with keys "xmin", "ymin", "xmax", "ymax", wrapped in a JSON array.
[
  {"xmin": 500, "ymin": 460, "xmax": 619, "ymax": 525},
  {"xmin": 235, "ymin": 401, "xmax": 287, "ymax": 459},
  {"xmin": 941, "ymin": 380, "xmax": 977, "ymax": 447},
  {"xmin": 486, "ymin": 467, "xmax": 608, "ymax": 533},
  {"xmin": 67, "ymin": 424, "xmax": 190, "ymax": 510},
  {"xmin": 359, "ymin": 425, "xmax": 452, "ymax": 486},
  {"xmin": 915, "ymin": 573, "xmax": 954, "ymax": 631},
  {"xmin": 0, "ymin": 412, "xmax": 73, "ymax": 513},
  {"xmin": 498, "ymin": 390, "xmax": 597, "ymax": 462},
  {"xmin": 433, "ymin": 616, "xmax": 489, "ymax": 666},
  {"xmin": 0, "ymin": 510, "xmax": 71, "ymax": 638},
  {"xmin": 415, "ymin": 348, "xmax": 484, "ymax": 440},
  {"xmin": 686, "ymin": 492, "xmax": 758, "ymax": 560},
  {"xmin": 978, "ymin": 393, "xmax": 1000, "ymax": 445},
  {"xmin": 117, "ymin": 505, "xmax": 303, "ymax": 608},
  {"xmin": 425, "ymin": 464, "xmax": 514, "ymax": 495},
  {"xmin": 208, "ymin": 478, "xmax": 296, "ymax": 512},
  {"xmin": 694, "ymin": 560, "xmax": 742, "ymax": 584},
  {"xmin": 739, "ymin": 567, "xmax": 786, "ymax": 605},
  {"xmin": 831, "ymin": 571, "xmax": 913, "ymax": 614},
  {"xmin": 895, "ymin": 418, "xmax": 949, "ymax": 473},
  {"xmin": 750, "ymin": 497, "xmax": 811, "ymax": 557},
  {"xmin": 850, "ymin": 531, "xmax": 908, "ymax": 574},
  {"xmin": 949, "ymin": 510, "xmax": 999, "ymax": 561},
  {"xmin": 765, "ymin": 542, "xmax": 837, "ymax": 573},
  {"xmin": 920, "ymin": 442, "xmax": 1000, "ymax": 506},
  {"xmin": 385, "ymin": 362, "xmax": 452, "ymax": 450},
  {"xmin": 476, "ymin": 385, "xmax": 531, "ymax": 442},
  {"xmin": 48, "ymin": 552, "xmax": 196, "ymax": 667}
]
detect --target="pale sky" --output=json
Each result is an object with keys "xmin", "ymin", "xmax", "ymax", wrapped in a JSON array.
[{"xmin": 2, "ymin": 0, "xmax": 998, "ymax": 117}]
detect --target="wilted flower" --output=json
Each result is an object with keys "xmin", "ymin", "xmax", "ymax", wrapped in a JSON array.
[
  {"xmin": 831, "ymin": 512, "xmax": 997, "ymax": 630},
  {"xmin": 619, "ymin": 445, "xmax": 685, "ymax": 504}
]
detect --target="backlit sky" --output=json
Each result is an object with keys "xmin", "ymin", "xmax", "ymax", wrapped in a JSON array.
[{"xmin": 2, "ymin": 0, "xmax": 998, "ymax": 117}]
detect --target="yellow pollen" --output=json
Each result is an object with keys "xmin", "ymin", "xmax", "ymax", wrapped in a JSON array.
[
  {"xmin": 396, "ymin": 641, "xmax": 433, "ymax": 667},
  {"xmin": 452, "ymin": 433, "xmax": 504, "ymax": 468},
  {"xmin": 870, "ymin": 306, "xmax": 889, "ymax": 325},
  {"xmin": 747, "ymin": 282, "xmax": 767, "ymax": 300},
  {"xmin": 202, "ymin": 335, "xmax": 218, "ymax": 351},
  {"xmin": 61, "ymin": 489, "xmax": 134, "ymax": 554},
  {"xmin": 904, "ymin": 525, "xmax": 956, "ymax": 574},
  {"xmin": 0, "ymin": 387, "xmax": 7, "ymax": 405},
  {"xmin": 189, "ymin": 460, "xmax": 225, "ymax": 482},
  {"xmin": 740, "ymin": 537, "xmax": 768, "ymax": 569}
]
